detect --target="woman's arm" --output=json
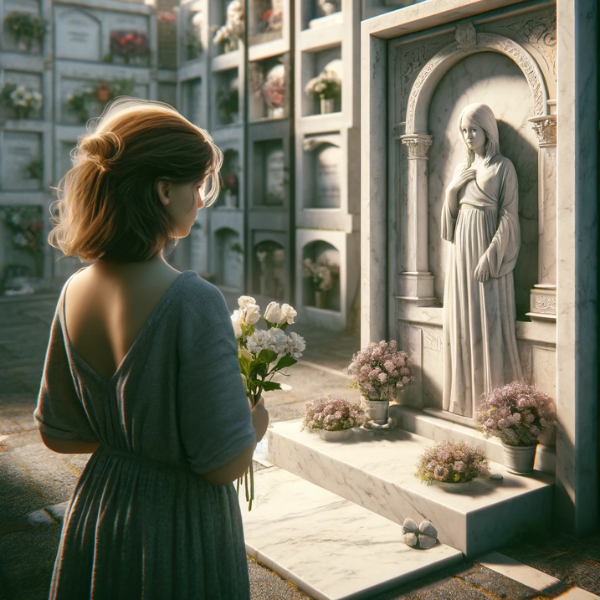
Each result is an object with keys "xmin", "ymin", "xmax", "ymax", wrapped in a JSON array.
[
  {"xmin": 202, "ymin": 398, "xmax": 269, "ymax": 486},
  {"xmin": 40, "ymin": 432, "xmax": 100, "ymax": 454}
]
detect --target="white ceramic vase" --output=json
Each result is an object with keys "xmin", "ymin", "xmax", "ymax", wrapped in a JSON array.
[
  {"xmin": 318, "ymin": 428, "xmax": 354, "ymax": 442},
  {"xmin": 502, "ymin": 443, "xmax": 537, "ymax": 475},
  {"xmin": 364, "ymin": 399, "xmax": 389, "ymax": 425},
  {"xmin": 320, "ymin": 98, "xmax": 335, "ymax": 114},
  {"xmin": 224, "ymin": 190, "xmax": 237, "ymax": 208}
]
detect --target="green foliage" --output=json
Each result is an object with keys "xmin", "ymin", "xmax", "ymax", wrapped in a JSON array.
[{"xmin": 4, "ymin": 12, "xmax": 47, "ymax": 50}]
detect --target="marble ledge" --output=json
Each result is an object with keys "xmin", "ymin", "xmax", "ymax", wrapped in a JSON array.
[
  {"xmin": 268, "ymin": 419, "xmax": 554, "ymax": 556},
  {"xmin": 241, "ymin": 467, "xmax": 463, "ymax": 600},
  {"xmin": 395, "ymin": 300, "xmax": 555, "ymax": 345}
]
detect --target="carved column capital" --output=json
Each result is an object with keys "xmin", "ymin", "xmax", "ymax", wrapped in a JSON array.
[
  {"xmin": 528, "ymin": 115, "xmax": 557, "ymax": 147},
  {"xmin": 400, "ymin": 134, "xmax": 433, "ymax": 159}
]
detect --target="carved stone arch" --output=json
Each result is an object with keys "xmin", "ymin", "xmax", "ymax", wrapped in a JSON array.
[{"xmin": 405, "ymin": 26, "xmax": 549, "ymax": 135}]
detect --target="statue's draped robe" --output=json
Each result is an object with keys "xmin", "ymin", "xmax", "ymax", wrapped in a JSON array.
[{"xmin": 441, "ymin": 155, "xmax": 523, "ymax": 418}]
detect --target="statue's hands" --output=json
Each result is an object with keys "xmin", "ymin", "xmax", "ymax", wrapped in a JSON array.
[
  {"xmin": 448, "ymin": 168, "xmax": 477, "ymax": 195},
  {"xmin": 474, "ymin": 254, "xmax": 491, "ymax": 282}
]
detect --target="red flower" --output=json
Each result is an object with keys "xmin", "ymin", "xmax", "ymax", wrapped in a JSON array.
[{"xmin": 262, "ymin": 9, "xmax": 272, "ymax": 20}]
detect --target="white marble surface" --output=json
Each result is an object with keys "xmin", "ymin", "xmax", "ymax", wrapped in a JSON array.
[
  {"xmin": 241, "ymin": 467, "xmax": 463, "ymax": 600},
  {"xmin": 268, "ymin": 419, "xmax": 554, "ymax": 556},
  {"xmin": 558, "ymin": 588, "xmax": 600, "ymax": 600},
  {"xmin": 477, "ymin": 551, "xmax": 560, "ymax": 591}
]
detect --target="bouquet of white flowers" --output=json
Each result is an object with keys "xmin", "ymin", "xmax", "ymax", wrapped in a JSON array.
[{"xmin": 231, "ymin": 295, "xmax": 305, "ymax": 509}]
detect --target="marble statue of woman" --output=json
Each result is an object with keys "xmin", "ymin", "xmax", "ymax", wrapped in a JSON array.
[{"xmin": 441, "ymin": 103, "xmax": 523, "ymax": 418}]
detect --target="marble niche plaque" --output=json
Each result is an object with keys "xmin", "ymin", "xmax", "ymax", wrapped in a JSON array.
[
  {"xmin": 264, "ymin": 143, "xmax": 285, "ymax": 206},
  {"xmin": 315, "ymin": 145, "xmax": 341, "ymax": 208},
  {"xmin": 55, "ymin": 9, "xmax": 101, "ymax": 61},
  {"xmin": 1, "ymin": 132, "xmax": 43, "ymax": 191}
]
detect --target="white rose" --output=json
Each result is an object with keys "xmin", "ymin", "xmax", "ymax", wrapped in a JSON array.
[
  {"xmin": 244, "ymin": 303, "xmax": 261, "ymax": 325},
  {"xmin": 231, "ymin": 315, "xmax": 242, "ymax": 339},
  {"xmin": 238, "ymin": 295, "xmax": 257, "ymax": 308},
  {"xmin": 264, "ymin": 302, "xmax": 283, "ymax": 324},
  {"xmin": 281, "ymin": 304, "xmax": 297, "ymax": 325}
]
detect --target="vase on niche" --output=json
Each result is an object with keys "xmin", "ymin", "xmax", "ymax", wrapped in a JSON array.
[
  {"xmin": 314, "ymin": 290, "xmax": 327, "ymax": 309},
  {"xmin": 224, "ymin": 190, "xmax": 237, "ymax": 208},
  {"xmin": 268, "ymin": 106, "xmax": 284, "ymax": 118},
  {"xmin": 361, "ymin": 396, "xmax": 389, "ymax": 425},
  {"xmin": 320, "ymin": 98, "xmax": 335, "ymax": 114}
]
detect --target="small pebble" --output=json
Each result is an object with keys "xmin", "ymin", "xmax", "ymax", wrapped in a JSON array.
[
  {"xmin": 490, "ymin": 473, "xmax": 504, "ymax": 481},
  {"xmin": 402, "ymin": 518, "xmax": 418, "ymax": 533},
  {"xmin": 419, "ymin": 520, "xmax": 437, "ymax": 538},
  {"xmin": 419, "ymin": 534, "xmax": 437, "ymax": 549},
  {"xmin": 403, "ymin": 532, "xmax": 418, "ymax": 547}
]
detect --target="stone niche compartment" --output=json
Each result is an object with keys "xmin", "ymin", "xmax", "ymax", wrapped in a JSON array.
[
  {"xmin": 252, "ymin": 139, "xmax": 286, "ymax": 207},
  {"xmin": 181, "ymin": 0, "xmax": 203, "ymax": 62},
  {"xmin": 302, "ymin": 240, "xmax": 341, "ymax": 312},
  {"xmin": 300, "ymin": 0, "xmax": 341, "ymax": 31},
  {"xmin": 218, "ymin": 148, "xmax": 241, "ymax": 208},
  {"xmin": 213, "ymin": 68, "xmax": 239, "ymax": 126},
  {"xmin": 248, "ymin": 0, "xmax": 283, "ymax": 45},
  {"xmin": 55, "ymin": 8, "xmax": 102, "ymax": 62},
  {"xmin": 301, "ymin": 46, "xmax": 341, "ymax": 117},
  {"xmin": 181, "ymin": 77, "xmax": 202, "ymax": 125},
  {"xmin": 253, "ymin": 238, "xmax": 285, "ymax": 300},
  {"xmin": 302, "ymin": 133, "xmax": 341, "ymax": 209},
  {"xmin": 211, "ymin": 0, "xmax": 242, "ymax": 55},
  {"xmin": 249, "ymin": 56, "xmax": 287, "ymax": 121},
  {"xmin": 214, "ymin": 227, "xmax": 244, "ymax": 290},
  {"xmin": 0, "ymin": 131, "xmax": 43, "ymax": 191},
  {"xmin": 2, "ymin": 0, "xmax": 43, "ymax": 53},
  {"xmin": 107, "ymin": 14, "xmax": 150, "ymax": 66},
  {"xmin": 1, "ymin": 71, "xmax": 43, "ymax": 120},
  {"xmin": 59, "ymin": 141, "xmax": 76, "ymax": 181}
]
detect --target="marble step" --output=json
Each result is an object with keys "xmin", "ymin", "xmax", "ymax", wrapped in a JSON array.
[
  {"xmin": 240, "ymin": 466, "xmax": 463, "ymax": 600},
  {"xmin": 390, "ymin": 405, "xmax": 556, "ymax": 475},
  {"xmin": 267, "ymin": 420, "xmax": 554, "ymax": 557}
]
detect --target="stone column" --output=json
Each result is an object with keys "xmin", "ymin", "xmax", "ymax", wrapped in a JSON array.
[
  {"xmin": 398, "ymin": 133, "xmax": 436, "ymax": 304},
  {"xmin": 527, "ymin": 114, "xmax": 557, "ymax": 321}
]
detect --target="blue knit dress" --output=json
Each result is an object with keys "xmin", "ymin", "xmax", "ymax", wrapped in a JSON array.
[{"xmin": 34, "ymin": 269, "xmax": 255, "ymax": 599}]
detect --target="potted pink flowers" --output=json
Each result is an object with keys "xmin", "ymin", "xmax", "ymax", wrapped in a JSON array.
[
  {"xmin": 475, "ymin": 382, "xmax": 556, "ymax": 475},
  {"xmin": 415, "ymin": 440, "xmax": 490, "ymax": 485},
  {"xmin": 302, "ymin": 395, "xmax": 366, "ymax": 441},
  {"xmin": 345, "ymin": 340, "xmax": 412, "ymax": 425}
]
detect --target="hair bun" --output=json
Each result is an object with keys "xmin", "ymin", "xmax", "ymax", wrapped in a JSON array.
[{"xmin": 80, "ymin": 131, "xmax": 123, "ymax": 173}]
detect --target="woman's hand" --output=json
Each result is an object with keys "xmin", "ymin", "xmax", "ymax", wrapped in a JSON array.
[
  {"xmin": 251, "ymin": 396, "xmax": 269, "ymax": 443},
  {"xmin": 447, "ymin": 168, "xmax": 477, "ymax": 195},
  {"xmin": 474, "ymin": 253, "xmax": 491, "ymax": 282}
]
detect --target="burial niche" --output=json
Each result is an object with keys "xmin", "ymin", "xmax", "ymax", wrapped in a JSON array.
[
  {"xmin": 219, "ymin": 149, "xmax": 240, "ymax": 208},
  {"xmin": 253, "ymin": 139, "xmax": 285, "ymax": 206},
  {"xmin": 303, "ymin": 136, "xmax": 341, "ymax": 209},
  {"xmin": 253, "ymin": 240, "xmax": 285, "ymax": 300},
  {"xmin": 302, "ymin": 241, "xmax": 340, "ymax": 311},
  {"xmin": 55, "ymin": 9, "xmax": 101, "ymax": 61},
  {"xmin": 215, "ymin": 228, "xmax": 243, "ymax": 290}
]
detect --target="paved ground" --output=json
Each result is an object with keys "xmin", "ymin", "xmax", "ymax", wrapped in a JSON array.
[{"xmin": 0, "ymin": 291, "xmax": 598, "ymax": 600}]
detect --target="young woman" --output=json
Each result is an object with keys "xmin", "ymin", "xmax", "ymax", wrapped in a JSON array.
[
  {"xmin": 34, "ymin": 98, "xmax": 269, "ymax": 599},
  {"xmin": 441, "ymin": 102, "xmax": 523, "ymax": 418}
]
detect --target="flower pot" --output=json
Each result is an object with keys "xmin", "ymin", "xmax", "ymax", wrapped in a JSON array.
[
  {"xmin": 320, "ymin": 98, "xmax": 335, "ymax": 114},
  {"xmin": 224, "ymin": 191, "xmax": 237, "ymax": 208},
  {"xmin": 268, "ymin": 106, "xmax": 285, "ymax": 118},
  {"xmin": 314, "ymin": 290, "xmax": 327, "ymax": 309},
  {"xmin": 364, "ymin": 399, "xmax": 389, "ymax": 425},
  {"xmin": 502, "ymin": 443, "xmax": 537, "ymax": 475},
  {"xmin": 318, "ymin": 428, "xmax": 354, "ymax": 442}
]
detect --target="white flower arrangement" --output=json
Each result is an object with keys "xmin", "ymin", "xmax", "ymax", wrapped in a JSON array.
[
  {"xmin": 213, "ymin": 0, "xmax": 245, "ymax": 50},
  {"xmin": 1, "ymin": 82, "xmax": 42, "ymax": 119},
  {"xmin": 304, "ymin": 66, "xmax": 341, "ymax": 101}
]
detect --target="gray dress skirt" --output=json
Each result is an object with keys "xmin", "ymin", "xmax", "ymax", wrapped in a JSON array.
[{"xmin": 34, "ymin": 269, "xmax": 256, "ymax": 599}]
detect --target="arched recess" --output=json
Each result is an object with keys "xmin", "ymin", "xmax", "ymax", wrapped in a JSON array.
[
  {"xmin": 214, "ymin": 227, "xmax": 243, "ymax": 290},
  {"xmin": 302, "ymin": 241, "xmax": 341, "ymax": 311},
  {"xmin": 253, "ymin": 240, "xmax": 285, "ymax": 300},
  {"xmin": 405, "ymin": 24, "xmax": 549, "ymax": 135},
  {"xmin": 396, "ymin": 21, "xmax": 550, "ymax": 305}
]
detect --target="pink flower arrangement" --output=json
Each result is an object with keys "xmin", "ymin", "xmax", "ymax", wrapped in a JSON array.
[
  {"xmin": 345, "ymin": 340, "xmax": 413, "ymax": 401},
  {"xmin": 475, "ymin": 381, "xmax": 556, "ymax": 447},
  {"xmin": 415, "ymin": 440, "xmax": 489, "ymax": 485},
  {"xmin": 302, "ymin": 395, "xmax": 366, "ymax": 432}
]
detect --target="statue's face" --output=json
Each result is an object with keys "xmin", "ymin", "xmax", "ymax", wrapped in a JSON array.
[{"xmin": 461, "ymin": 116, "xmax": 487, "ymax": 152}]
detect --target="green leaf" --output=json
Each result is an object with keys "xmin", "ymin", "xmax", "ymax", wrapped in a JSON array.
[
  {"xmin": 261, "ymin": 381, "xmax": 282, "ymax": 392},
  {"xmin": 256, "ymin": 349, "xmax": 278, "ymax": 364},
  {"xmin": 275, "ymin": 355, "xmax": 297, "ymax": 370}
]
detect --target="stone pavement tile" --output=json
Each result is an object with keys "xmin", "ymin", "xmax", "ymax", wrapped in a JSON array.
[
  {"xmin": 0, "ymin": 522, "xmax": 61, "ymax": 600},
  {"xmin": 556, "ymin": 588, "xmax": 600, "ymax": 599},
  {"xmin": 501, "ymin": 532, "xmax": 600, "ymax": 597},
  {"xmin": 459, "ymin": 563, "xmax": 544, "ymax": 599},
  {"xmin": 248, "ymin": 556, "xmax": 311, "ymax": 600}
]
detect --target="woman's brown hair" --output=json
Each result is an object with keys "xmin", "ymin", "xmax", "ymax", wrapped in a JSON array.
[{"xmin": 49, "ymin": 98, "xmax": 223, "ymax": 263}]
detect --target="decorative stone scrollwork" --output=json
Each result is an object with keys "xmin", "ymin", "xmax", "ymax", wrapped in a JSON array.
[
  {"xmin": 531, "ymin": 293, "xmax": 556, "ymax": 315},
  {"xmin": 405, "ymin": 25, "xmax": 549, "ymax": 134},
  {"xmin": 528, "ymin": 115, "xmax": 557, "ymax": 147},
  {"xmin": 400, "ymin": 134, "xmax": 433, "ymax": 159}
]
